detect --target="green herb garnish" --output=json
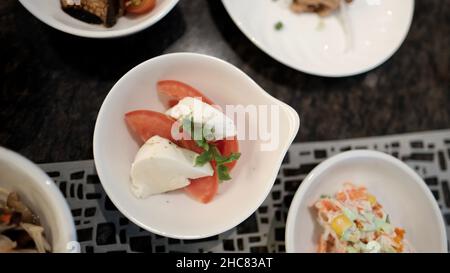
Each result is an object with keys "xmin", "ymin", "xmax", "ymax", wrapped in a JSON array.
[
  {"xmin": 195, "ymin": 145, "xmax": 240, "ymax": 182},
  {"xmin": 181, "ymin": 117, "xmax": 240, "ymax": 181},
  {"xmin": 275, "ymin": 21, "xmax": 283, "ymax": 31},
  {"xmin": 213, "ymin": 147, "xmax": 241, "ymax": 165},
  {"xmin": 195, "ymin": 149, "xmax": 213, "ymax": 166},
  {"xmin": 217, "ymin": 164, "xmax": 232, "ymax": 181},
  {"xmin": 195, "ymin": 138, "xmax": 209, "ymax": 151}
]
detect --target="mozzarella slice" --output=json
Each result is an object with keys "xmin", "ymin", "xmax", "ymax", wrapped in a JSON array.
[
  {"xmin": 166, "ymin": 97, "xmax": 236, "ymax": 141},
  {"xmin": 130, "ymin": 136, "xmax": 214, "ymax": 198}
]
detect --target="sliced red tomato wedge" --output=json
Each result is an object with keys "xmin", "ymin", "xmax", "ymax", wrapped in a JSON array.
[
  {"xmin": 125, "ymin": 0, "xmax": 156, "ymax": 15},
  {"xmin": 185, "ymin": 162, "xmax": 219, "ymax": 204},
  {"xmin": 125, "ymin": 109, "xmax": 218, "ymax": 203},
  {"xmin": 125, "ymin": 110, "xmax": 178, "ymax": 144},
  {"xmin": 125, "ymin": 110, "xmax": 203, "ymax": 150},
  {"xmin": 179, "ymin": 139, "xmax": 203, "ymax": 154},
  {"xmin": 216, "ymin": 137, "xmax": 239, "ymax": 171},
  {"xmin": 157, "ymin": 80, "xmax": 215, "ymax": 107}
]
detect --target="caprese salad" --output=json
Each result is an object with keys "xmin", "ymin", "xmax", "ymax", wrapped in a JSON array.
[{"xmin": 125, "ymin": 80, "xmax": 241, "ymax": 204}]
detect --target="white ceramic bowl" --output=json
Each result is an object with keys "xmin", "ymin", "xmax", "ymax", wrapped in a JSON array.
[
  {"xmin": 18, "ymin": 0, "xmax": 179, "ymax": 38},
  {"xmin": 93, "ymin": 52, "xmax": 300, "ymax": 239},
  {"xmin": 0, "ymin": 147, "xmax": 77, "ymax": 253},
  {"xmin": 286, "ymin": 150, "xmax": 447, "ymax": 253},
  {"xmin": 222, "ymin": 0, "xmax": 414, "ymax": 77}
]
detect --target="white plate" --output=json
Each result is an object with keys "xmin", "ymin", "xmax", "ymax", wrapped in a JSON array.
[
  {"xmin": 93, "ymin": 53, "xmax": 300, "ymax": 239},
  {"xmin": 18, "ymin": 0, "xmax": 179, "ymax": 38},
  {"xmin": 222, "ymin": 0, "xmax": 414, "ymax": 77},
  {"xmin": 285, "ymin": 150, "xmax": 447, "ymax": 253}
]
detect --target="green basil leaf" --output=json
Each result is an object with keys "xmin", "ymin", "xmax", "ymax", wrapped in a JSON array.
[
  {"xmin": 195, "ymin": 139, "xmax": 209, "ymax": 151},
  {"xmin": 217, "ymin": 164, "xmax": 231, "ymax": 181},
  {"xmin": 217, "ymin": 152, "xmax": 241, "ymax": 165},
  {"xmin": 212, "ymin": 146, "xmax": 240, "ymax": 165},
  {"xmin": 195, "ymin": 150, "xmax": 213, "ymax": 166}
]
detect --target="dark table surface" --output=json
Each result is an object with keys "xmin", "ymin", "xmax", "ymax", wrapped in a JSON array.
[{"xmin": 1, "ymin": 0, "xmax": 449, "ymax": 163}]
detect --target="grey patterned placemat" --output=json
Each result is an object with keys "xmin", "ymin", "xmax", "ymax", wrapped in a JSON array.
[{"xmin": 39, "ymin": 130, "xmax": 450, "ymax": 253}]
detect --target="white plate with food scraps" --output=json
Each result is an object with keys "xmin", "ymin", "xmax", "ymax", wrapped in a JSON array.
[
  {"xmin": 18, "ymin": 0, "xmax": 179, "ymax": 38},
  {"xmin": 222, "ymin": 0, "xmax": 414, "ymax": 77},
  {"xmin": 285, "ymin": 150, "xmax": 447, "ymax": 253},
  {"xmin": 93, "ymin": 53, "xmax": 300, "ymax": 239}
]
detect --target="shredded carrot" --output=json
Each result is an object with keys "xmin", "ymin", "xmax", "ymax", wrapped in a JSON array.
[
  {"xmin": 393, "ymin": 243, "xmax": 404, "ymax": 253},
  {"xmin": 373, "ymin": 204, "xmax": 384, "ymax": 218},
  {"xmin": 318, "ymin": 236, "xmax": 327, "ymax": 253},
  {"xmin": 321, "ymin": 200, "xmax": 339, "ymax": 212},
  {"xmin": 336, "ymin": 192, "xmax": 347, "ymax": 202},
  {"xmin": 394, "ymin": 228, "xmax": 405, "ymax": 240},
  {"xmin": 348, "ymin": 187, "xmax": 367, "ymax": 200},
  {"xmin": 393, "ymin": 228, "xmax": 405, "ymax": 252}
]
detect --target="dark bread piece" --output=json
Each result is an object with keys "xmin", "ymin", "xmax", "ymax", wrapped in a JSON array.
[{"xmin": 61, "ymin": 0, "xmax": 123, "ymax": 27}]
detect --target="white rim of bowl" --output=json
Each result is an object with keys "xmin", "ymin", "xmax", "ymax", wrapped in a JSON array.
[
  {"xmin": 0, "ymin": 146, "xmax": 78, "ymax": 253},
  {"xmin": 93, "ymin": 52, "xmax": 300, "ymax": 239},
  {"xmin": 285, "ymin": 149, "xmax": 448, "ymax": 253},
  {"xmin": 221, "ymin": 0, "xmax": 415, "ymax": 77},
  {"xmin": 18, "ymin": 0, "xmax": 179, "ymax": 38}
]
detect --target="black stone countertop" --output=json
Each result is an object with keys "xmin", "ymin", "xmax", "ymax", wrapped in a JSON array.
[{"xmin": 1, "ymin": 0, "xmax": 449, "ymax": 163}]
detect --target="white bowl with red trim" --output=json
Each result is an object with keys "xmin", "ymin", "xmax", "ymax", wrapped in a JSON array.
[
  {"xmin": 93, "ymin": 53, "xmax": 300, "ymax": 239},
  {"xmin": 18, "ymin": 0, "xmax": 179, "ymax": 38}
]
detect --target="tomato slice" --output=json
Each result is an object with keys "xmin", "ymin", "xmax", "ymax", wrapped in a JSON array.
[
  {"xmin": 216, "ymin": 137, "xmax": 239, "ymax": 171},
  {"xmin": 157, "ymin": 80, "xmax": 215, "ymax": 107},
  {"xmin": 179, "ymin": 139, "xmax": 203, "ymax": 154},
  {"xmin": 125, "ymin": 110, "xmax": 203, "ymax": 150},
  {"xmin": 125, "ymin": 0, "xmax": 156, "ymax": 15},
  {"xmin": 125, "ymin": 110, "xmax": 178, "ymax": 143},
  {"xmin": 185, "ymin": 162, "xmax": 219, "ymax": 204}
]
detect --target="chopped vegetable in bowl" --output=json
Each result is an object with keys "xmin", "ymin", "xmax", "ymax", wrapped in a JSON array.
[
  {"xmin": 314, "ymin": 183, "xmax": 413, "ymax": 253},
  {"xmin": 0, "ymin": 188, "xmax": 51, "ymax": 253}
]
